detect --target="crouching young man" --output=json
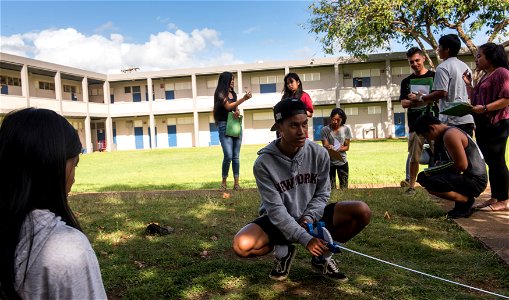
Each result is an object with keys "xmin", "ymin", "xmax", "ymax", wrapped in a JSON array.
[
  {"xmin": 415, "ymin": 115, "xmax": 488, "ymax": 218},
  {"xmin": 232, "ymin": 98, "xmax": 371, "ymax": 281}
]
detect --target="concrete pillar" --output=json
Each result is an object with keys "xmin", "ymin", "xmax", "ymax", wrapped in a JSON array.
[
  {"xmin": 191, "ymin": 74, "xmax": 199, "ymax": 147},
  {"xmin": 55, "ymin": 71, "xmax": 62, "ymax": 113},
  {"xmin": 385, "ymin": 59, "xmax": 394, "ymax": 138},
  {"xmin": 147, "ymin": 77, "xmax": 156, "ymax": 149},
  {"xmin": 103, "ymin": 81, "xmax": 113, "ymax": 151},
  {"xmin": 105, "ymin": 116, "xmax": 113, "ymax": 151},
  {"xmin": 85, "ymin": 115, "xmax": 93, "ymax": 153},
  {"xmin": 82, "ymin": 76, "xmax": 89, "ymax": 103},
  {"xmin": 334, "ymin": 63, "xmax": 340, "ymax": 107},
  {"xmin": 20, "ymin": 64, "xmax": 30, "ymax": 106},
  {"xmin": 103, "ymin": 81, "xmax": 110, "ymax": 104},
  {"xmin": 81, "ymin": 76, "xmax": 90, "ymax": 153},
  {"xmin": 236, "ymin": 70, "xmax": 243, "ymax": 94},
  {"xmin": 285, "ymin": 66, "xmax": 289, "ymax": 75}
]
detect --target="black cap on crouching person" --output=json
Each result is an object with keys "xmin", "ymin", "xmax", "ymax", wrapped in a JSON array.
[{"xmin": 270, "ymin": 98, "xmax": 307, "ymax": 131}]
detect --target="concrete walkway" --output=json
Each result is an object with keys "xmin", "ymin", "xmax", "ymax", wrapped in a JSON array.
[{"xmin": 432, "ymin": 186, "xmax": 509, "ymax": 266}]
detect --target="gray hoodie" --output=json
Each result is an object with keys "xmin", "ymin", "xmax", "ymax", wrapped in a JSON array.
[
  {"xmin": 15, "ymin": 209, "xmax": 107, "ymax": 299},
  {"xmin": 254, "ymin": 139, "xmax": 331, "ymax": 247}
]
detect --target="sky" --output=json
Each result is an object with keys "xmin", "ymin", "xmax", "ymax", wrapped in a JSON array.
[{"xmin": 0, "ymin": 1, "xmax": 500, "ymax": 74}]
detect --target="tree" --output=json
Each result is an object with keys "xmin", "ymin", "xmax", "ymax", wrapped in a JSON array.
[{"xmin": 308, "ymin": 0, "xmax": 509, "ymax": 69}]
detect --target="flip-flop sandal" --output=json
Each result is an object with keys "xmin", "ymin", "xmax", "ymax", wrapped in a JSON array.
[
  {"xmin": 473, "ymin": 199, "xmax": 497, "ymax": 209},
  {"xmin": 479, "ymin": 202, "xmax": 509, "ymax": 212}
]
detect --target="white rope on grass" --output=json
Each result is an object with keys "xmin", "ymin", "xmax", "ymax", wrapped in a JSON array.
[{"xmin": 337, "ymin": 245, "xmax": 509, "ymax": 299}]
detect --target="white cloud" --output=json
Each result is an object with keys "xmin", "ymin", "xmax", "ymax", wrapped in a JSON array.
[
  {"xmin": 242, "ymin": 26, "xmax": 258, "ymax": 34},
  {"xmin": 0, "ymin": 27, "xmax": 242, "ymax": 74},
  {"xmin": 94, "ymin": 21, "xmax": 119, "ymax": 33}
]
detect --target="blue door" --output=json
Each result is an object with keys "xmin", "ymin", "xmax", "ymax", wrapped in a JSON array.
[
  {"xmin": 313, "ymin": 117, "xmax": 325, "ymax": 141},
  {"xmin": 132, "ymin": 86, "xmax": 141, "ymax": 102},
  {"xmin": 167, "ymin": 125, "xmax": 177, "ymax": 147},
  {"xmin": 1, "ymin": 85, "xmax": 7, "ymax": 94},
  {"xmin": 394, "ymin": 112, "xmax": 406, "ymax": 137},
  {"xmin": 134, "ymin": 127, "xmax": 144, "ymax": 149},
  {"xmin": 209, "ymin": 123, "xmax": 219, "ymax": 146}
]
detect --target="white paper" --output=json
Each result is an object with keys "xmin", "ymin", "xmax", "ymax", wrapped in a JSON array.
[{"xmin": 410, "ymin": 84, "xmax": 430, "ymax": 95}]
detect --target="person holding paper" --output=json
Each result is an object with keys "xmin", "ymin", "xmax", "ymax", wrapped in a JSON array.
[
  {"xmin": 213, "ymin": 72, "xmax": 252, "ymax": 191},
  {"xmin": 463, "ymin": 43, "xmax": 509, "ymax": 212},
  {"xmin": 320, "ymin": 108, "xmax": 352, "ymax": 190},
  {"xmin": 414, "ymin": 115, "xmax": 487, "ymax": 218},
  {"xmin": 399, "ymin": 47, "xmax": 439, "ymax": 196},
  {"xmin": 408, "ymin": 34, "xmax": 475, "ymax": 137}
]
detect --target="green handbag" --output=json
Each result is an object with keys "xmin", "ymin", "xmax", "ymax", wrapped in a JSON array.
[{"xmin": 226, "ymin": 112, "xmax": 242, "ymax": 137}]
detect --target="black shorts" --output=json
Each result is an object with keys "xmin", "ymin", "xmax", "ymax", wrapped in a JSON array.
[
  {"xmin": 251, "ymin": 203, "xmax": 336, "ymax": 246},
  {"xmin": 417, "ymin": 171, "xmax": 487, "ymax": 197}
]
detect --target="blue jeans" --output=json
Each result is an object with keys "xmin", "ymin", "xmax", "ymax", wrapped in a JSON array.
[{"xmin": 218, "ymin": 121, "xmax": 241, "ymax": 178}]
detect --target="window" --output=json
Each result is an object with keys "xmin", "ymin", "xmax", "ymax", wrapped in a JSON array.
[
  {"xmin": 206, "ymin": 80, "xmax": 216, "ymax": 88},
  {"xmin": 252, "ymin": 112, "xmax": 273, "ymax": 121},
  {"xmin": 164, "ymin": 83, "xmax": 175, "ymax": 100},
  {"xmin": 260, "ymin": 83, "xmax": 277, "ymax": 93},
  {"xmin": 63, "ymin": 85, "xmax": 78, "ymax": 93},
  {"xmin": 256, "ymin": 75, "xmax": 279, "ymax": 93},
  {"xmin": 0, "ymin": 76, "xmax": 21, "ymax": 86},
  {"xmin": 301, "ymin": 72, "xmax": 320, "ymax": 82},
  {"xmin": 90, "ymin": 88, "xmax": 103, "ymax": 96},
  {"xmin": 368, "ymin": 106, "xmax": 381, "ymax": 115},
  {"xmin": 353, "ymin": 77, "xmax": 371, "ymax": 87},
  {"xmin": 124, "ymin": 86, "xmax": 131, "ymax": 93},
  {"xmin": 344, "ymin": 107, "xmax": 359, "ymax": 116},
  {"xmin": 175, "ymin": 82, "xmax": 191, "ymax": 90},
  {"xmin": 165, "ymin": 91, "xmax": 175, "ymax": 100},
  {"xmin": 132, "ymin": 86, "xmax": 141, "ymax": 93},
  {"xmin": 38, "ymin": 81, "xmax": 55, "ymax": 90}
]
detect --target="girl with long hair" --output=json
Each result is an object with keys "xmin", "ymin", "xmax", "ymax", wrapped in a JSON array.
[
  {"xmin": 281, "ymin": 73, "xmax": 314, "ymax": 137},
  {"xmin": 213, "ymin": 72, "xmax": 252, "ymax": 191},
  {"xmin": 0, "ymin": 108, "xmax": 106, "ymax": 299},
  {"xmin": 463, "ymin": 43, "xmax": 509, "ymax": 211}
]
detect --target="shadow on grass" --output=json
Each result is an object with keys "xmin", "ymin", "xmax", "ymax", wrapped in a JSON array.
[
  {"xmin": 89, "ymin": 179, "xmax": 258, "ymax": 193},
  {"xmin": 70, "ymin": 188, "xmax": 509, "ymax": 299}
]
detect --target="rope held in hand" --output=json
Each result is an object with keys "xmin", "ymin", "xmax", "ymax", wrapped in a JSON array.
[{"xmin": 307, "ymin": 222, "xmax": 508, "ymax": 299}]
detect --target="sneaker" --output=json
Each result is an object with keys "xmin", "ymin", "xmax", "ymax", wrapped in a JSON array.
[
  {"xmin": 447, "ymin": 197, "xmax": 474, "ymax": 219},
  {"xmin": 269, "ymin": 245, "xmax": 296, "ymax": 281},
  {"xmin": 311, "ymin": 257, "xmax": 348, "ymax": 281},
  {"xmin": 400, "ymin": 179, "xmax": 410, "ymax": 187},
  {"xmin": 404, "ymin": 187, "xmax": 416, "ymax": 196}
]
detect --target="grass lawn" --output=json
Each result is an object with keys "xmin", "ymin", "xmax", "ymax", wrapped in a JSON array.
[
  {"xmin": 70, "ymin": 139, "xmax": 509, "ymax": 299},
  {"xmin": 74, "ymin": 139, "xmax": 410, "ymax": 193},
  {"xmin": 71, "ymin": 188, "xmax": 509, "ymax": 299},
  {"xmin": 74, "ymin": 139, "xmax": 509, "ymax": 193}
]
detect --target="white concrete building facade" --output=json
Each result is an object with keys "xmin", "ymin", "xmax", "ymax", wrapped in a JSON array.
[{"xmin": 0, "ymin": 51, "xmax": 477, "ymax": 153}]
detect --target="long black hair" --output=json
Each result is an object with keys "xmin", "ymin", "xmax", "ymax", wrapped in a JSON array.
[
  {"xmin": 213, "ymin": 72, "xmax": 236, "ymax": 123},
  {"xmin": 479, "ymin": 42, "xmax": 509, "ymax": 70},
  {"xmin": 0, "ymin": 108, "xmax": 82, "ymax": 298},
  {"xmin": 282, "ymin": 72, "xmax": 303, "ymax": 100}
]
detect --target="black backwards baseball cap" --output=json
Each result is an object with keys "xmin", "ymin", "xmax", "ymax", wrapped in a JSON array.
[{"xmin": 270, "ymin": 97, "xmax": 307, "ymax": 131}]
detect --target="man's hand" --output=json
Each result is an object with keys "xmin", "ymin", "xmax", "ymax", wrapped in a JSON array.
[
  {"xmin": 298, "ymin": 216, "xmax": 313, "ymax": 229},
  {"xmin": 401, "ymin": 99, "xmax": 412, "ymax": 108},
  {"xmin": 462, "ymin": 70, "xmax": 472, "ymax": 87},
  {"xmin": 306, "ymin": 237, "xmax": 329, "ymax": 256}
]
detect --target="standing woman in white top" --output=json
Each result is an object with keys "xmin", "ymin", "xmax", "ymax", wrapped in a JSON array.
[{"xmin": 0, "ymin": 108, "xmax": 106, "ymax": 299}]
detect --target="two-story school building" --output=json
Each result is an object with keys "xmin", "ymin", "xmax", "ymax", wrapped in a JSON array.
[{"xmin": 0, "ymin": 51, "xmax": 477, "ymax": 153}]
